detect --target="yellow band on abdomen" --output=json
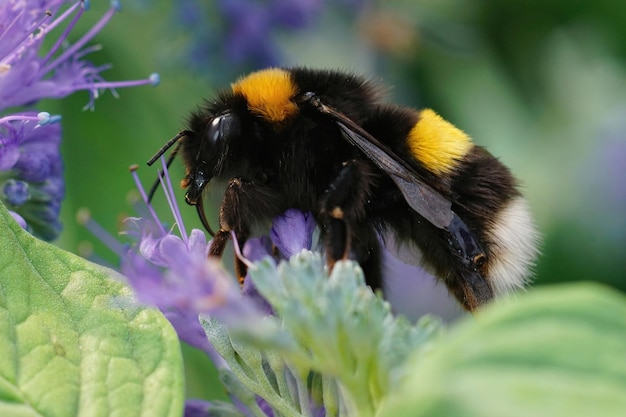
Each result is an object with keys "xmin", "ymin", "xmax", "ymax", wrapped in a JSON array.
[{"xmin": 406, "ymin": 109, "xmax": 473, "ymax": 174}]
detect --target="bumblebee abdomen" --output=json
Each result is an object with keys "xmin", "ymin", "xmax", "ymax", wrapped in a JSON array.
[
  {"xmin": 362, "ymin": 106, "xmax": 475, "ymax": 180},
  {"xmin": 407, "ymin": 109, "xmax": 474, "ymax": 175},
  {"xmin": 483, "ymin": 195, "xmax": 539, "ymax": 294}
]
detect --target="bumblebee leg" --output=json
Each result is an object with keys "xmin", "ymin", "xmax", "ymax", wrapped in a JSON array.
[
  {"xmin": 209, "ymin": 177, "xmax": 283, "ymax": 284},
  {"xmin": 445, "ymin": 215, "xmax": 492, "ymax": 310},
  {"xmin": 351, "ymin": 224, "xmax": 383, "ymax": 289},
  {"xmin": 319, "ymin": 160, "xmax": 381, "ymax": 287},
  {"xmin": 208, "ymin": 178, "xmax": 252, "ymax": 284},
  {"xmin": 324, "ymin": 215, "xmax": 349, "ymax": 265},
  {"xmin": 208, "ymin": 230, "xmax": 231, "ymax": 257}
]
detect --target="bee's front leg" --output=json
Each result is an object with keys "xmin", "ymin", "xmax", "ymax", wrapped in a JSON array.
[
  {"xmin": 207, "ymin": 179, "xmax": 249, "ymax": 283},
  {"xmin": 209, "ymin": 177, "xmax": 283, "ymax": 284}
]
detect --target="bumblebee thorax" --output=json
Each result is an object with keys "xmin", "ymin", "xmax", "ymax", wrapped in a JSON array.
[{"xmin": 231, "ymin": 68, "xmax": 298, "ymax": 123}]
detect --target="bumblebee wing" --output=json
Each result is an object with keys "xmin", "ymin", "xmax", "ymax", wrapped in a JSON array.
[
  {"xmin": 306, "ymin": 94, "xmax": 491, "ymax": 308},
  {"xmin": 334, "ymin": 120, "xmax": 454, "ymax": 229},
  {"xmin": 335, "ymin": 110, "xmax": 493, "ymax": 304},
  {"xmin": 309, "ymin": 95, "xmax": 453, "ymax": 229}
]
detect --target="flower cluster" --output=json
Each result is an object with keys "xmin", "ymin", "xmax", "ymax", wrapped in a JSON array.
[
  {"xmin": 0, "ymin": 0, "xmax": 158, "ymax": 240},
  {"xmin": 119, "ymin": 160, "xmax": 272, "ymax": 357},
  {"xmin": 0, "ymin": 113, "xmax": 63, "ymax": 239},
  {"xmin": 119, "ymin": 160, "xmax": 319, "ymax": 353}
]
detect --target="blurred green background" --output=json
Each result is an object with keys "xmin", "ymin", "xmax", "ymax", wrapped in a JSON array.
[{"xmin": 42, "ymin": 0, "xmax": 626, "ymax": 401}]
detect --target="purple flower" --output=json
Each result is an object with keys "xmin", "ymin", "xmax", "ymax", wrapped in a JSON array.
[
  {"xmin": 183, "ymin": 400, "xmax": 212, "ymax": 417},
  {"xmin": 124, "ymin": 224, "xmax": 255, "ymax": 331},
  {"xmin": 237, "ymin": 210, "xmax": 317, "ymax": 316},
  {"xmin": 1, "ymin": 114, "xmax": 63, "ymax": 240},
  {"xmin": 119, "ymin": 158, "xmax": 323, "ymax": 355},
  {"xmin": 101, "ymin": 162, "xmax": 330, "ymax": 417},
  {"xmin": 3, "ymin": 180, "xmax": 29, "ymax": 206},
  {"xmin": 0, "ymin": 0, "xmax": 159, "ymax": 240},
  {"xmin": 120, "ymin": 162, "xmax": 260, "ymax": 354},
  {"xmin": 9, "ymin": 210, "xmax": 27, "ymax": 229},
  {"xmin": 0, "ymin": 0, "xmax": 159, "ymax": 110},
  {"xmin": 257, "ymin": 397, "xmax": 275, "ymax": 417},
  {"xmin": 270, "ymin": 209, "xmax": 316, "ymax": 258},
  {"xmin": 239, "ymin": 235, "xmax": 275, "ymax": 315},
  {"xmin": 168, "ymin": 0, "xmax": 366, "ymax": 77},
  {"xmin": 216, "ymin": 0, "xmax": 279, "ymax": 67}
]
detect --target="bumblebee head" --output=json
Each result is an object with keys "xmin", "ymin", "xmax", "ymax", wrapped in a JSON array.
[
  {"xmin": 181, "ymin": 68, "xmax": 303, "ymax": 200},
  {"xmin": 177, "ymin": 69, "xmax": 301, "ymax": 236},
  {"xmin": 182, "ymin": 112, "xmax": 242, "ymax": 205}
]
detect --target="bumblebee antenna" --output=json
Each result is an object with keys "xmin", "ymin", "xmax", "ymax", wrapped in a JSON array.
[
  {"xmin": 147, "ymin": 130, "xmax": 190, "ymax": 166},
  {"xmin": 147, "ymin": 142, "xmax": 181, "ymax": 203},
  {"xmin": 146, "ymin": 131, "xmax": 190, "ymax": 203}
]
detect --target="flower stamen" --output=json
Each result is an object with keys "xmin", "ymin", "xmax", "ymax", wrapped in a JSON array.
[
  {"xmin": 39, "ymin": 2, "xmax": 86, "ymax": 67},
  {"xmin": 158, "ymin": 156, "xmax": 188, "ymax": 244},
  {"xmin": 76, "ymin": 208, "xmax": 126, "ymax": 257},
  {"xmin": 39, "ymin": 1, "xmax": 118, "ymax": 77},
  {"xmin": 0, "ymin": 9, "xmax": 53, "ymax": 67},
  {"xmin": 70, "ymin": 73, "xmax": 161, "ymax": 93},
  {"xmin": 0, "ymin": 112, "xmax": 60, "ymax": 126},
  {"xmin": 129, "ymin": 164, "xmax": 167, "ymax": 236},
  {"xmin": 231, "ymin": 231, "xmax": 254, "ymax": 270}
]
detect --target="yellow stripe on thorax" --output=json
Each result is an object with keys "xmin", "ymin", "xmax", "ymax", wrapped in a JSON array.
[
  {"xmin": 231, "ymin": 68, "xmax": 298, "ymax": 123},
  {"xmin": 407, "ymin": 109, "xmax": 473, "ymax": 174}
]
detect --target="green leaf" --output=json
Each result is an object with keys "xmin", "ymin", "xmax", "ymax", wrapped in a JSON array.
[
  {"xmin": 378, "ymin": 283, "xmax": 626, "ymax": 417},
  {"xmin": 0, "ymin": 202, "xmax": 184, "ymax": 417}
]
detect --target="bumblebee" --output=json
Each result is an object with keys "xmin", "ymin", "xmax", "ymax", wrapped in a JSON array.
[{"xmin": 149, "ymin": 67, "xmax": 539, "ymax": 311}]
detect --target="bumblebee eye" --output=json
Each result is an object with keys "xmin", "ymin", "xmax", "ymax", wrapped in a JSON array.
[
  {"xmin": 207, "ymin": 115, "xmax": 224, "ymax": 144},
  {"xmin": 206, "ymin": 112, "xmax": 239, "ymax": 145}
]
